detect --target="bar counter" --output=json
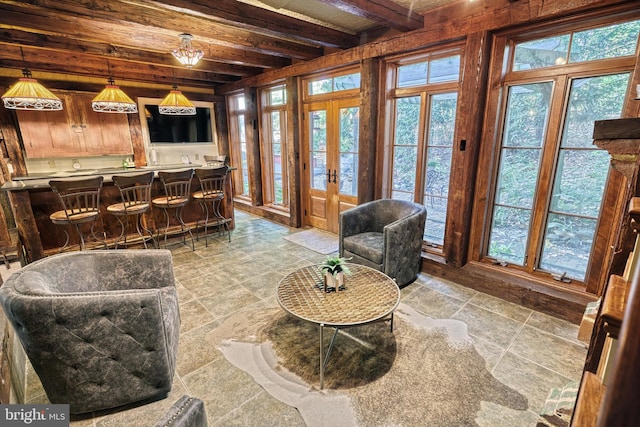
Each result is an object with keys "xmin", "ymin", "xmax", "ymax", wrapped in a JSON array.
[{"xmin": 1, "ymin": 163, "xmax": 235, "ymax": 262}]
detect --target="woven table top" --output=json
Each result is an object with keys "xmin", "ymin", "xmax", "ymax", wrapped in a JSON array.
[{"xmin": 276, "ymin": 263, "xmax": 400, "ymax": 327}]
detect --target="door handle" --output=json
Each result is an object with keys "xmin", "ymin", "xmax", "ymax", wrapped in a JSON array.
[
  {"xmin": 326, "ymin": 169, "xmax": 331, "ymax": 183},
  {"xmin": 331, "ymin": 169, "xmax": 337, "ymax": 184}
]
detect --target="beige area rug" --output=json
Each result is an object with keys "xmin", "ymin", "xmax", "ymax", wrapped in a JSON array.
[
  {"xmin": 283, "ymin": 228, "xmax": 339, "ymax": 255},
  {"xmin": 208, "ymin": 304, "xmax": 529, "ymax": 426}
]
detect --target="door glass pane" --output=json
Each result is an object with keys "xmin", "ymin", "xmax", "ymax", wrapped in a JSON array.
[
  {"xmin": 513, "ymin": 35, "xmax": 570, "ymax": 71},
  {"xmin": 339, "ymin": 107, "xmax": 359, "ymax": 196},
  {"xmin": 540, "ymin": 73, "xmax": 630, "ymax": 280},
  {"xmin": 391, "ymin": 96, "xmax": 420, "ymax": 200},
  {"xmin": 398, "ymin": 62, "xmax": 427, "ymax": 87},
  {"xmin": 310, "ymin": 110, "xmax": 327, "ymax": 190},
  {"xmin": 271, "ymin": 111, "xmax": 283, "ymax": 204},
  {"xmin": 569, "ymin": 21, "xmax": 640, "ymax": 63},
  {"xmin": 428, "ymin": 55, "xmax": 460, "ymax": 83},
  {"xmin": 334, "ymin": 73, "xmax": 361, "ymax": 91},
  {"xmin": 488, "ymin": 82, "xmax": 552, "ymax": 264},
  {"xmin": 423, "ymin": 92, "xmax": 457, "ymax": 245},
  {"xmin": 237, "ymin": 114, "xmax": 249, "ymax": 196}
]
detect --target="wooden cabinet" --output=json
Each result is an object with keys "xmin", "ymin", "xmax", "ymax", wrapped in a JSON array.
[{"xmin": 16, "ymin": 91, "xmax": 133, "ymax": 158}]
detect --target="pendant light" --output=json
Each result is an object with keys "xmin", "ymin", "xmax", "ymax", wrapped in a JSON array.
[
  {"xmin": 92, "ymin": 61, "xmax": 137, "ymax": 113},
  {"xmin": 158, "ymin": 85, "xmax": 196, "ymax": 115},
  {"xmin": 92, "ymin": 77, "xmax": 137, "ymax": 113},
  {"xmin": 171, "ymin": 34, "xmax": 204, "ymax": 68},
  {"xmin": 2, "ymin": 65, "xmax": 63, "ymax": 112}
]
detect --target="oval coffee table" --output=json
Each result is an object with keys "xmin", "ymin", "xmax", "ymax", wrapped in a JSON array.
[{"xmin": 276, "ymin": 263, "xmax": 400, "ymax": 388}]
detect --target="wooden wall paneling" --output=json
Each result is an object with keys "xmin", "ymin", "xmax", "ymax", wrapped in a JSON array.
[
  {"xmin": 214, "ymin": 101, "xmax": 230, "ymax": 160},
  {"xmin": 244, "ymin": 87, "xmax": 263, "ymax": 206},
  {"xmin": 357, "ymin": 57, "xmax": 379, "ymax": 204},
  {"xmin": 0, "ymin": 106, "xmax": 28, "ymax": 177},
  {"xmin": 444, "ymin": 32, "xmax": 492, "ymax": 268},
  {"xmin": 286, "ymin": 76, "xmax": 302, "ymax": 227},
  {"xmin": 126, "ymin": 111, "xmax": 146, "ymax": 168}
]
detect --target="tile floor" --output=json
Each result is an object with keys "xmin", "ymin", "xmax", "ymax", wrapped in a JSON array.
[{"xmin": 19, "ymin": 210, "xmax": 587, "ymax": 426}]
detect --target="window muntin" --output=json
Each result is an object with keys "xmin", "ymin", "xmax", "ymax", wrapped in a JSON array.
[{"xmin": 513, "ymin": 20, "xmax": 640, "ymax": 71}]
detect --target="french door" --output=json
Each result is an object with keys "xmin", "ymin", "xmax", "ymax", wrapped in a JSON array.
[{"xmin": 303, "ymin": 98, "xmax": 359, "ymax": 233}]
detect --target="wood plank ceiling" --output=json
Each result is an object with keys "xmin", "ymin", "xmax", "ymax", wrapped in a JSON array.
[{"xmin": 0, "ymin": 0, "xmax": 456, "ymax": 96}]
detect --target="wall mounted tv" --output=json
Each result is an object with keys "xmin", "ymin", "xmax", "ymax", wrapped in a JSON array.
[{"xmin": 145, "ymin": 105, "xmax": 213, "ymax": 144}]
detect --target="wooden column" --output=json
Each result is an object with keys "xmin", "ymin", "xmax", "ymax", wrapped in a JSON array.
[
  {"xmin": 286, "ymin": 76, "xmax": 302, "ymax": 227},
  {"xmin": 244, "ymin": 87, "xmax": 263, "ymax": 206},
  {"xmin": 358, "ymin": 57, "xmax": 380, "ymax": 203},
  {"xmin": 444, "ymin": 31, "xmax": 491, "ymax": 267}
]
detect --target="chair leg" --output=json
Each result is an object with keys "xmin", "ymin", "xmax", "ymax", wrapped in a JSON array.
[
  {"xmin": 213, "ymin": 199, "xmax": 230, "ymax": 243},
  {"xmin": 175, "ymin": 206, "xmax": 194, "ymax": 251}
]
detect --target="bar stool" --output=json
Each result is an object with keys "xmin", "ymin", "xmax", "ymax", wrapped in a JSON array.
[
  {"xmin": 193, "ymin": 166, "xmax": 230, "ymax": 246},
  {"xmin": 106, "ymin": 171, "xmax": 156, "ymax": 249},
  {"xmin": 152, "ymin": 169, "xmax": 195, "ymax": 251},
  {"xmin": 49, "ymin": 176, "xmax": 106, "ymax": 251}
]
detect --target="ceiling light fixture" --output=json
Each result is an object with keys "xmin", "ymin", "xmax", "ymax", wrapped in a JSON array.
[
  {"xmin": 171, "ymin": 33, "xmax": 204, "ymax": 68},
  {"xmin": 92, "ymin": 77, "xmax": 138, "ymax": 113},
  {"xmin": 2, "ymin": 68, "xmax": 63, "ymax": 111},
  {"xmin": 158, "ymin": 85, "xmax": 196, "ymax": 115}
]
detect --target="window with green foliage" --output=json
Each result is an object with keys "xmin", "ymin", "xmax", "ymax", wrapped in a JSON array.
[
  {"xmin": 228, "ymin": 93, "xmax": 250, "ymax": 197},
  {"xmin": 487, "ymin": 18, "xmax": 640, "ymax": 282},
  {"xmin": 387, "ymin": 53, "xmax": 460, "ymax": 247},
  {"xmin": 260, "ymin": 85, "xmax": 289, "ymax": 208}
]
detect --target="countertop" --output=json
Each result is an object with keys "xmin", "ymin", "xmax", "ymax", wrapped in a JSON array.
[{"xmin": 1, "ymin": 162, "xmax": 228, "ymax": 191}]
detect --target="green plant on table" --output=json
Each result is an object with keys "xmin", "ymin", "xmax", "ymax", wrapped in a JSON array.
[{"xmin": 319, "ymin": 255, "xmax": 352, "ymax": 277}]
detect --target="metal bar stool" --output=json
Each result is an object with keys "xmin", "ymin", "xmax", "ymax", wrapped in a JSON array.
[
  {"xmin": 49, "ymin": 176, "xmax": 107, "ymax": 251},
  {"xmin": 193, "ymin": 166, "xmax": 230, "ymax": 246},
  {"xmin": 152, "ymin": 169, "xmax": 195, "ymax": 251},
  {"xmin": 107, "ymin": 171, "xmax": 156, "ymax": 249}
]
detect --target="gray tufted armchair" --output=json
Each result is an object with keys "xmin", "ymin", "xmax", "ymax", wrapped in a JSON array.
[
  {"xmin": 0, "ymin": 249, "xmax": 180, "ymax": 414},
  {"xmin": 339, "ymin": 199, "xmax": 427, "ymax": 287}
]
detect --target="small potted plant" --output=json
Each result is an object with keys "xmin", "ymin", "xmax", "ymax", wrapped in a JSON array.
[{"xmin": 319, "ymin": 255, "xmax": 351, "ymax": 292}]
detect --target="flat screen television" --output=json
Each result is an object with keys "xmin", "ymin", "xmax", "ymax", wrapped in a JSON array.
[{"xmin": 145, "ymin": 105, "xmax": 213, "ymax": 144}]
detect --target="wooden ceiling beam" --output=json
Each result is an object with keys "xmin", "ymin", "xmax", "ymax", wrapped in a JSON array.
[
  {"xmin": 145, "ymin": 0, "xmax": 360, "ymax": 49},
  {"xmin": 1, "ymin": 45, "xmax": 237, "ymax": 87},
  {"xmin": 316, "ymin": 0, "xmax": 424, "ymax": 32},
  {"xmin": 0, "ymin": 28, "xmax": 264, "ymax": 77},
  {"xmin": 0, "ymin": 1, "xmax": 322, "ymax": 61}
]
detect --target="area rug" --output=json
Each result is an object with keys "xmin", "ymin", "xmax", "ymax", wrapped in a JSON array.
[
  {"xmin": 282, "ymin": 228, "xmax": 339, "ymax": 255},
  {"xmin": 208, "ymin": 303, "xmax": 529, "ymax": 426}
]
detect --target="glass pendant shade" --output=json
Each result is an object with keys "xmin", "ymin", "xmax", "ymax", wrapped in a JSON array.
[
  {"xmin": 2, "ymin": 69, "xmax": 63, "ymax": 111},
  {"xmin": 171, "ymin": 34, "xmax": 204, "ymax": 68},
  {"xmin": 92, "ymin": 78, "xmax": 138, "ymax": 113},
  {"xmin": 159, "ymin": 86, "xmax": 196, "ymax": 115}
]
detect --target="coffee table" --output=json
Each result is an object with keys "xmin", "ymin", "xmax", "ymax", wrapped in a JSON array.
[{"xmin": 276, "ymin": 263, "xmax": 400, "ymax": 388}]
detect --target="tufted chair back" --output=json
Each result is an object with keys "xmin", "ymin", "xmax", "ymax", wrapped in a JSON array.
[{"xmin": 0, "ymin": 249, "xmax": 180, "ymax": 414}]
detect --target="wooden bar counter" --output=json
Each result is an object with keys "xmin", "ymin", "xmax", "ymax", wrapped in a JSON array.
[{"xmin": 1, "ymin": 164, "xmax": 235, "ymax": 263}]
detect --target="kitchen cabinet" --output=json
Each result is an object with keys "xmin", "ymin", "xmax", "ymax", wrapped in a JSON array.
[{"xmin": 16, "ymin": 91, "xmax": 133, "ymax": 158}]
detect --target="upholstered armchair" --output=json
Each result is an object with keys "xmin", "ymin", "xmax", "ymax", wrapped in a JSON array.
[
  {"xmin": 0, "ymin": 250, "xmax": 180, "ymax": 414},
  {"xmin": 339, "ymin": 199, "xmax": 427, "ymax": 287}
]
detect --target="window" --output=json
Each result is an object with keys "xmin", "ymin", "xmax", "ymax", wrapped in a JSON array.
[
  {"xmin": 228, "ymin": 93, "xmax": 250, "ymax": 197},
  {"xmin": 486, "ymin": 19, "xmax": 640, "ymax": 283},
  {"xmin": 387, "ymin": 53, "xmax": 461, "ymax": 247},
  {"xmin": 260, "ymin": 85, "xmax": 289, "ymax": 208},
  {"xmin": 308, "ymin": 72, "xmax": 361, "ymax": 95}
]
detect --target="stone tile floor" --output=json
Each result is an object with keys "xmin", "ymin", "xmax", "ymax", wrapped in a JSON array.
[{"xmin": 20, "ymin": 210, "xmax": 587, "ymax": 426}]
